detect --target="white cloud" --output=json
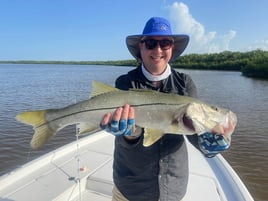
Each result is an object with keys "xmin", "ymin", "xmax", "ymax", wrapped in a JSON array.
[
  {"xmin": 167, "ymin": 2, "xmax": 236, "ymax": 54},
  {"xmin": 246, "ymin": 36, "xmax": 268, "ymax": 51}
]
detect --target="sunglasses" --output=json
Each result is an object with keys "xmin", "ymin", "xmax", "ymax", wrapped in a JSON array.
[{"xmin": 140, "ymin": 39, "xmax": 174, "ymax": 50}]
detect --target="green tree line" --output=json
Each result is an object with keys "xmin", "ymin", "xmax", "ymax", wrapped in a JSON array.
[
  {"xmin": 1, "ymin": 50, "xmax": 267, "ymax": 79},
  {"xmin": 172, "ymin": 49, "xmax": 268, "ymax": 79}
]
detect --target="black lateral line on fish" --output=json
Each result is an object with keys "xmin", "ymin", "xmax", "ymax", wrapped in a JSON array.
[{"xmin": 36, "ymin": 102, "xmax": 178, "ymax": 129}]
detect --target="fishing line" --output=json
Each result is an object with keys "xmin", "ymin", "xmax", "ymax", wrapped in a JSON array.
[
  {"xmin": 75, "ymin": 96, "xmax": 82, "ymax": 201},
  {"xmin": 68, "ymin": 98, "xmax": 83, "ymax": 201},
  {"xmin": 75, "ymin": 127, "xmax": 82, "ymax": 201}
]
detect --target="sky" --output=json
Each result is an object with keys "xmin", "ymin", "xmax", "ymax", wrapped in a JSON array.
[{"xmin": 1, "ymin": 0, "xmax": 268, "ymax": 61}]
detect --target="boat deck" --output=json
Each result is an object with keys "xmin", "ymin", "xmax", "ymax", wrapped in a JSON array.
[{"xmin": 0, "ymin": 131, "xmax": 253, "ymax": 201}]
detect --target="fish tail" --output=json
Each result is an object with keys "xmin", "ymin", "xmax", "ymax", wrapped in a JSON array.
[{"xmin": 16, "ymin": 110, "xmax": 55, "ymax": 149}]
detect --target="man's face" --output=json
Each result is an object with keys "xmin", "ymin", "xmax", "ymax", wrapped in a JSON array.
[{"xmin": 139, "ymin": 36, "xmax": 173, "ymax": 75}]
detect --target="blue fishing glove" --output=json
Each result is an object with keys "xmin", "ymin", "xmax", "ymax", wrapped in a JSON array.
[
  {"xmin": 108, "ymin": 119, "xmax": 135, "ymax": 136},
  {"xmin": 198, "ymin": 132, "xmax": 230, "ymax": 158}
]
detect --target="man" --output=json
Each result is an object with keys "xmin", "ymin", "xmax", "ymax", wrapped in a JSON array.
[{"xmin": 101, "ymin": 17, "xmax": 230, "ymax": 201}]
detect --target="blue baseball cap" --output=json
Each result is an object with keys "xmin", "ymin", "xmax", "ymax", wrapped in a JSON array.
[{"xmin": 126, "ymin": 17, "xmax": 189, "ymax": 62}]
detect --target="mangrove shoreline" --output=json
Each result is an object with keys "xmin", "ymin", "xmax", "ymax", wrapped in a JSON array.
[{"xmin": 1, "ymin": 50, "xmax": 267, "ymax": 79}]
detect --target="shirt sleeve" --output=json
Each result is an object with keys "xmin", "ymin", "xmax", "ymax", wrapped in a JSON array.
[{"xmin": 184, "ymin": 74, "xmax": 198, "ymax": 98}]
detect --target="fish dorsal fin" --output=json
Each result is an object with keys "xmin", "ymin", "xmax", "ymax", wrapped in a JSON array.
[{"xmin": 91, "ymin": 81, "xmax": 119, "ymax": 97}]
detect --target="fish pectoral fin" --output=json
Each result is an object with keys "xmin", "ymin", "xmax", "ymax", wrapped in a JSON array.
[
  {"xmin": 77, "ymin": 123, "xmax": 101, "ymax": 135},
  {"xmin": 143, "ymin": 128, "xmax": 165, "ymax": 147}
]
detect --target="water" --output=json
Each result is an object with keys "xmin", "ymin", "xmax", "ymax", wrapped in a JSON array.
[{"xmin": 0, "ymin": 64, "xmax": 267, "ymax": 201}]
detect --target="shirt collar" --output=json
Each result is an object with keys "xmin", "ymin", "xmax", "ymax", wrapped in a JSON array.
[{"xmin": 141, "ymin": 64, "xmax": 171, "ymax": 82}]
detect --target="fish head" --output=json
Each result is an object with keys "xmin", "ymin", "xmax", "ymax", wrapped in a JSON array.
[{"xmin": 183, "ymin": 102, "xmax": 237, "ymax": 137}]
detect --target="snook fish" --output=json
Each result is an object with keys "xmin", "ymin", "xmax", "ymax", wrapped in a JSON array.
[{"xmin": 16, "ymin": 81, "xmax": 237, "ymax": 149}]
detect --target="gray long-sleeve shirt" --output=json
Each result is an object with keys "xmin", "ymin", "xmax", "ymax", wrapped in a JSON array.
[{"xmin": 113, "ymin": 66, "xmax": 199, "ymax": 201}]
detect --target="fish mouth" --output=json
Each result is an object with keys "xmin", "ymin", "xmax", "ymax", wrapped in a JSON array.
[
  {"xmin": 211, "ymin": 111, "xmax": 237, "ymax": 137},
  {"xmin": 182, "ymin": 114, "xmax": 195, "ymax": 132},
  {"xmin": 182, "ymin": 111, "xmax": 237, "ymax": 136}
]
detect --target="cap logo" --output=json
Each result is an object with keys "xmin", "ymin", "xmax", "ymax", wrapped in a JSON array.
[{"xmin": 160, "ymin": 24, "xmax": 167, "ymax": 31}]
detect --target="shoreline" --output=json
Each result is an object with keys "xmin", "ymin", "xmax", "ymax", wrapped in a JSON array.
[{"xmin": 1, "ymin": 50, "xmax": 267, "ymax": 79}]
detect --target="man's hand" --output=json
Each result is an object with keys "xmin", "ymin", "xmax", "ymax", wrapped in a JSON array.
[
  {"xmin": 198, "ymin": 132, "xmax": 230, "ymax": 157},
  {"xmin": 100, "ymin": 104, "xmax": 139, "ymax": 138}
]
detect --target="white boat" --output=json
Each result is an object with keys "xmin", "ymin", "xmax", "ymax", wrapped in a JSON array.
[{"xmin": 0, "ymin": 131, "xmax": 254, "ymax": 201}]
